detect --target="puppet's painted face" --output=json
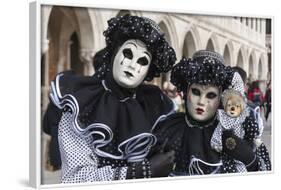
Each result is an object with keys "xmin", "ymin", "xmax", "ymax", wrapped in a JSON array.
[
  {"xmin": 186, "ymin": 84, "xmax": 220, "ymax": 122},
  {"xmin": 225, "ymin": 97, "xmax": 243, "ymax": 117},
  {"xmin": 222, "ymin": 89, "xmax": 245, "ymax": 118},
  {"xmin": 112, "ymin": 39, "xmax": 152, "ymax": 88}
]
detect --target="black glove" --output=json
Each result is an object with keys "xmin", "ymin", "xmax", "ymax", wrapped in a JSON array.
[
  {"xmin": 222, "ymin": 130, "xmax": 258, "ymax": 171},
  {"xmin": 149, "ymin": 150, "xmax": 175, "ymax": 177},
  {"xmin": 126, "ymin": 150, "xmax": 175, "ymax": 179},
  {"xmin": 147, "ymin": 138, "xmax": 170, "ymax": 158}
]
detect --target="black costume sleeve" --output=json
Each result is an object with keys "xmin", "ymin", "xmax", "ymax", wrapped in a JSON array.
[
  {"xmin": 43, "ymin": 101, "xmax": 62, "ymax": 135},
  {"xmin": 255, "ymin": 143, "xmax": 271, "ymax": 171},
  {"xmin": 222, "ymin": 124, "xmax": 271, "ymax": 172},
  {"xmin": 243, "ymin": 114, "xmax": 272, "ymax": 171},
  {"xmin": 126, "ymin": 151, "xmax": 175, "ymax": 179},
  {"xmin": 153, "ymin": 113, "xmax": 185, "ymax": 147}
]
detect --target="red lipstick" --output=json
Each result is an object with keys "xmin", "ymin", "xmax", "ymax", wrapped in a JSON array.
[{"xmin": 196, "ymin": 108, "xmax": 204, "ymax": 115}]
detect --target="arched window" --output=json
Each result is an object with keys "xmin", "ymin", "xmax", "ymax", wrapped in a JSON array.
[
  {"xmin": 182, "ymin": 32, "xmax": 196, "ymax": 58},
  {"xmin": 158, "ymin": 21, "xmax": 171, "ymax": 45},
  {"xmin": 258, "ymin": 59, "xmax": 262, "ymax": 79},
  {"xmin": 158, "ymin": 21, "xmax": 172, "ymax": 89},
  {"xmin": 70, "ymin": 32, "xmax": 84, "ymax": 75},
  {"xmin": 223, "ymin": 45, "xmax": 231, "ymax": 66},
  {"xmin": 248, "ymin": 55, "xmax": 254, "ymax": 81},
  {"xmin": 237, "ymin": 50, "xmax": 244, "ymax": 69},
  {"xmin": 206, "ymin": 39, "xmax": 215, "ymax": 51},
  {"xmin": 116, "ymin": 10, "xmax": 131, "ymax": 17}
]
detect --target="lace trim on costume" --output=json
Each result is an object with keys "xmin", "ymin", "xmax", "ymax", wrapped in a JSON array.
[
  {"xmin": 184, "ymin": 114, "xmax": 217, "ymax": 129},
  {"xmin": 188, "ymin": 156, "xmax": 222, "ymax": 175},
  {"xmin": 101, "ymin": 80, "xmax": 136, "ymax": 102}
]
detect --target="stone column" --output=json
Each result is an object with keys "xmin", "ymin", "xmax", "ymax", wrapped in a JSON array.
[
  {"xmin": 256, "ymin": 19, "xmax": 260, "ymax": 33},
  {"xmin": 57, "ymin": 56, "xmax": 65, "ymax": 73},
  {"xmin": 41, "ymin": 5, "xmax": 52, "ymax": 46},
  {"xmin": 65, "ymin": 41, "xmax": 72, "ymax": 71},
  {"xmin": 242, "ymin": 17, "xmax": 247, "ymax": 25},
  {"xmin": 41, "ymin": 39, "xmax": 50, "ymax": 112},
  {"xmin": 42, "ymin": 39, "xmax": 49, "ymax": 86},
  {"xmin": 261, "ymin": 19, "xmax": 266, "ymax": 34},
  {"xmin": 252, "ymin": 18, "xmax": 256, "ymax": 30},
  {"xmin": 255, "ymin": 18, "xmax": 258, "ymax": 31},
  {"xmin": 80, "ymin": 48, "xmax": 95, "ymax": 76}
]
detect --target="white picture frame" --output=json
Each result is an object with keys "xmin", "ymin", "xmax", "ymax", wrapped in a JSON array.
[{"xmin": 29, "ymin": 0, "xmax": 273, "ymax": 189}]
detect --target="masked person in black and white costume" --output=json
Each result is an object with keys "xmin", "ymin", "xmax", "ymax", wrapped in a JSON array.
[
  {"xmin": 48, "ymin": 15, "xmax": 177, "ymax": 183},
  {"xmin": 153, "ymin": 50, "xmax": 271, "ymax": 175}
]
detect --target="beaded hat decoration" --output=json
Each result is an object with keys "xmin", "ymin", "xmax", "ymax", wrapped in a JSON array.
[
  {"xmin": 95, "ymin": 14, "xmax": 176, "ymax": 81},
  {"xmin": 171, "ymin": 50, "xmax": 234, "ymax": 93}
]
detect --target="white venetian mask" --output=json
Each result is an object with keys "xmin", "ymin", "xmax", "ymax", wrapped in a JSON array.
[
  {"xmin": 186, "ymin": 84, "xmax": 220, "ymax": 122},
  {"xmin": 112, "ymin": 39, "xmax": 152, "ymax": 88}
]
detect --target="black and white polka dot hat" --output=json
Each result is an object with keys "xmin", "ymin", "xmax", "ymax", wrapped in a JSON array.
[
  {"xmin": 95, "ymin": 14, "xmax": 177, "ymax": 81},
  {"xmin": 171, "ymin": 50, "xmax": 234, "ymax": 93}
]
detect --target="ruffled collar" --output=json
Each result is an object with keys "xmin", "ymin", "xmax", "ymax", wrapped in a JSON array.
[
  {"xmin": 153, "ymin": 113, "xmax": 222, "ymax": 175},
  {"xmin": 102, "ymin": 73, "xmax": 137, "ymax": 101},
  {"xmin": 184, "ymin": 110, "xmax": 218, "ymax": 129},
  {"xmin": 50, "ymin": 71, "xmax": 175, "ymax": 163}
]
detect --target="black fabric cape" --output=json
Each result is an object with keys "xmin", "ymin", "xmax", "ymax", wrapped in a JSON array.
[
  {"xmin": 49, "ymin": 71, "xmax": 175, "ymax": 164},
  {"xmin": 153, "ymin": 112, "xmax": 222, "ymax": 175},
  {"xmin": 43, "ymin": 102, "xmax": 62, "ymax": 169}
]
